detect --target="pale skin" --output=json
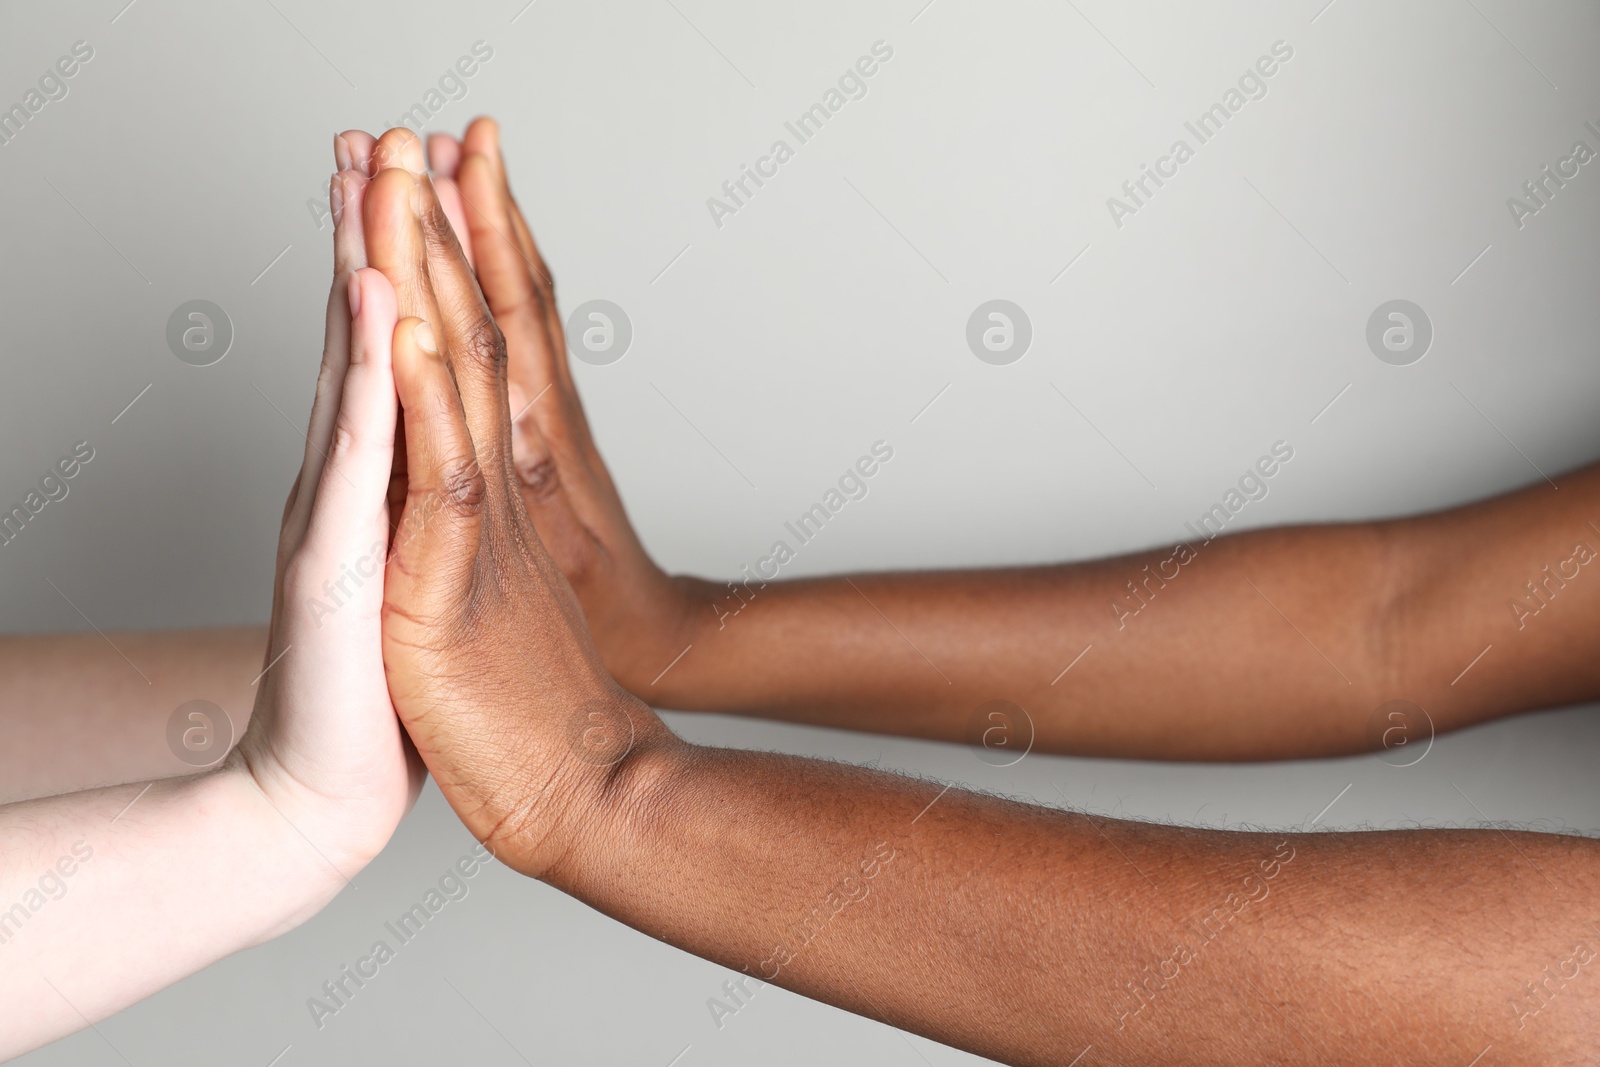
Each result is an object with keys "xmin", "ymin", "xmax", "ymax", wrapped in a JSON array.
[
  {"xmin": 0, "ymin": 174, "xmax": 424, "ymax": 1059},
  {"xmin": 3, "ymin": 119, "xmax": 1599, "ymax": 1063}
]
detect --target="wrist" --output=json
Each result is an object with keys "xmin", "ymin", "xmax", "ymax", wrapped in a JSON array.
[
  {"xmin": 204, "ymin": 752, "xmax": 356, "ymax": 941},
  {"xmin": 485, "ymin": 695, "xmax": 693, "ymax": 888},
  {"xmin": 603, "ymin": 574, "xmax": 717, "ymax": 704},
  {"xmin": 223, "ymin": 742, "xmax": 384, "ymax": 907},
  {"xmin": 632, "ymin": 575, "xmax": 720, "ymax": 707}
]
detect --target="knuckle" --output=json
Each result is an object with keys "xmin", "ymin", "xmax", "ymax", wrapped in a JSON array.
[
  {"xmin": 439, "ymin": 456, "xmax": 487, "ymax": 515},
  {"xmin": 516, "ymin": 456, "xmax": 560, "ymax": 499},
  {"xmin": 328, "ymin": 421, "xmax": 358, "ymax": 463},
  {"xmin": 457, "ymin": 316, "xmax": 508, "ymax": 373}
]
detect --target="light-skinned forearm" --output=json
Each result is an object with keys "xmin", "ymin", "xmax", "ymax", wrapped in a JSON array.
[
  {"xmin": 656, "ymin": 465, "xmax": 1600, "ymax": 760},
  {"xmin": 0, "ymin": 754, "xmax": 345, "ymax": 1059},
  {"xmin": 549, "ymin": 739, "xmax": 1600, "ymax": 1067},
  {"xmin": 0, "ymin": 626, "xmax": 267, "ymax": 803}
]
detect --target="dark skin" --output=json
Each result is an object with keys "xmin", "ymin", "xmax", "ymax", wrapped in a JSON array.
[{"xmin": 361, "ymin": 122, "xmax": 1600, "ymax": 1067}]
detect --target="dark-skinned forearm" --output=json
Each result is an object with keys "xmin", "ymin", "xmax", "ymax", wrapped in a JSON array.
[
  {"xmin": 547, "ymin": 740, "xmax": 1600, "ymax": 1067},
  {"xmin": 654, "ymin": 465, "xmax": 1600, "ymax": 760}
]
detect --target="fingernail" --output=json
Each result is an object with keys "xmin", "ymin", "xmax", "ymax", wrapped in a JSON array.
[
  {"xmin": 347, "ymin": 273, "xmax": 362, "ymax": 318},
  {"xmin": 334, "ymin": 133, "xmax": 352, "ymax": 173},
  {"xmin": 330, "ymin": 174, "xmax": 345, "ymax": 227},
  {"xmin": 415, "ymin": 321, "xmax": 438, "ymax": 354}
]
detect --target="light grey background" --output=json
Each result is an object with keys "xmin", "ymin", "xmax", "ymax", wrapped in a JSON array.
[{"xmin": 3, "ymin": 0, "xmax": 1599, "ymax": 1063}]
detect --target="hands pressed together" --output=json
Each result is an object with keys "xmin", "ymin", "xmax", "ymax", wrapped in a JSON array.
[
  {"xmin": 241, "ymin": 120, "xmax": 690, "ymax": 892},
  {"xmin": 8, "ymin": 118, "xmax": 1600, "ymax": 1067},
  {"xmin": 351, "ymin": 124, "xmax": 682, "ymax": 881},
  {"xmin": 0, "ymin": 119, "xmax": 686, "ymax": 1059}
]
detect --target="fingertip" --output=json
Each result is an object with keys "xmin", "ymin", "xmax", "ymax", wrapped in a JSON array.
[
  {"xmin": 375, "ymin": 127, "xmax": 426, "ymax": 176},
  {"xmin": 339, "ymin": 129, "xmax": 377, "ymax": 176},
  {"xmin": 365, "ymin": 165, "xmax": 415, "ymax": 202},
  {"xmin": 428, "ymin": 134, "xmax": 462, "ymax": 179},
  {"xmin": 461, "ymin": 116, "xmax": 500, "ymax": 158},
  {"xmin": 457, "ymin": 153, "xmax": 509, "ymax": 244},
  {"xmin": 457, "ymin": 151, "xmax": 496, "ymax": 199}
]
